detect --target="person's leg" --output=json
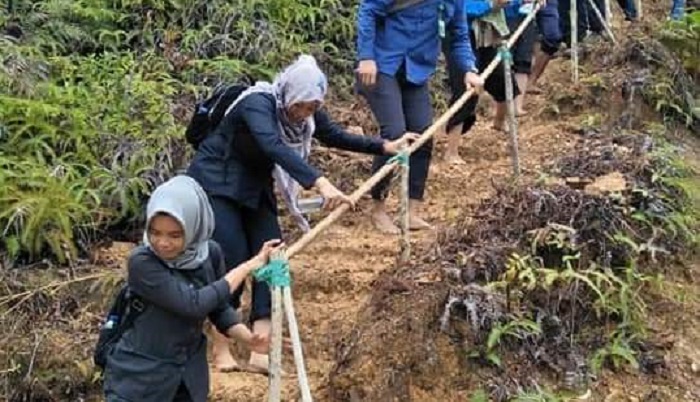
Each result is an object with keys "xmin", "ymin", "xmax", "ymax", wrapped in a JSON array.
[
  {"xmin": 243, "ymin": 195, "xmax": 282, "ymax": 372},
  {"xmin": 401, "ymin": 78, "xmax": 435, "ymax": 230},
  {"xmin": 531, "ymin": 0, "xmax": 562, "ymax": 88},
  {"xmin": 443, "ymin": 32, "xmax": 477, "ymax": 165},
  {"xmin": 508, "ymin": 17, "xmax": 537, "ymax": 115},
  {"xmin": 478, "ymin": 46, "xmax": 511, "ymax": 131},
  {"xmin": 361, "ymin": 73, "xmax": 407, "ymax": 234},
  {"xmin": 208, "ymin": 196, "xmax": 248, "ymax": 372}
]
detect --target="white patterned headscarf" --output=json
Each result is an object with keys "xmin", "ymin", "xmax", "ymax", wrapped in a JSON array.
[{"xmin": 223, "ymin": 55, "xmax": 328, "ymax": 231}]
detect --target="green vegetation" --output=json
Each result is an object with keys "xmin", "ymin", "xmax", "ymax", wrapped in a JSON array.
[{"xmin": 0, "ymin": 0, "xmax": 359, "ymax": 264}]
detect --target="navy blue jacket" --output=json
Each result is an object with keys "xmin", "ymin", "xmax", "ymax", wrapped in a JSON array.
[
  {"xmin": 187, "ymin": 93, "xmax": 386, "ymax": 209},
  {"xmin": 104, "ymin": 242, "xmax": 237, "ymax": 402},
  {"xmin": 357, "ymin": 0, "xmax": 477, "ymax": 85}
]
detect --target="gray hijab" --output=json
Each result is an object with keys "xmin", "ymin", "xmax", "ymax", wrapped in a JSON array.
[
  {"xmin": 143, "ymin": 175, "xmax": 215, "ymax": 270},
  {"xmin": 223, "ymin": 54, "xmax": 328, "ymax": 232}
]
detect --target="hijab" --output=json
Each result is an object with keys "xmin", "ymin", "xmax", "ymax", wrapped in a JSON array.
[
  {"xmin": 143, "ymin": 175, "xmax": 215, "ymax": 270},
  {"xmin": 223, "ymin": 55, "xmax": 328, "ymax": 231}
]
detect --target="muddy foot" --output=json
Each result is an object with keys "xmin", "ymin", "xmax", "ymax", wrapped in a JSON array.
[
  {"xmin": 444, "ymin": 152, "xmax": 467, "ymax": 166},
  {"xmin": 213, "ymin": 352, "xmax": 241, "ymax": 373},
  {"xmin": 409, "ymin": 215, "xmax": 433, "ymax": 231},
  {"xmin": 372, "ymin": 211, "xmax": 401, "ymax": 235}
]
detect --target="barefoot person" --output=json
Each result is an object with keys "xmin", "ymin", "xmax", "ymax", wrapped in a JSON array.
[
  {"xmin": 187, "ymin": 55, "xmax": 416, "ymax": 373},
  {"xmin": 529, "ymin": 0, "xmax": 563, "ymax": 93},
  {"xmin": 103, "ymin": 175, "xmax": 283, "ymax": 402},
  {"xmin": 356, "ymin": 0, "xmax": 483, "ymax": 234},
  {"xmin": 443, "ymin": 0, "xmax": 520, "ymax": 164}
]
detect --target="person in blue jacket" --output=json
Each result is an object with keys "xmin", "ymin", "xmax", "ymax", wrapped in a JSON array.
[
  {"xmin": 103, "ymin": 175, "xmax": 284, "ymax": 402},
  {"xmin": 356, "ymin": 0, "xmax": 484, "ymax": 234},
  {"xmin": 187, "ymin": 55, "xmax": 415, "ymax": 373},
  {"xmin": 442, "ymin": 0, "xmax": 518, "ymax": 164}
]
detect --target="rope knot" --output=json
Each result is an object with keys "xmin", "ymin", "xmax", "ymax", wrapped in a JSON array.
[
  {"xmin": 254, "ymin": 258, "xmax": 291, "ymax": 287},
  {"xmin": 387, "ymin": 150, "xmax": 409, "ymax": 167}
]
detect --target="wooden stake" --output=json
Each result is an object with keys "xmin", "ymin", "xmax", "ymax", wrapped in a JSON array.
[
  {"xmin": 636, "ymin": 0, "xmax": 642, "ymax": 20},
  {"xmin": 283, "ymin": 287, "xmax": 313, "ymax": 402},
  {"xmin": 268, "ymin": 285, "xmax": 283, "ymax": 402},
  {"xmin": 399, "ymin": 149, "xmax": 410, "ymax": 264},
  {"xmin": 502, "ymin": 47, "xmax": 521, "ymax": 178},
  {"xmin": 571, "ymin": 0, "xmax": 579, "ymax": 83},
  {"xmin": 587, "ymin": 0, "xmax": 618, "ymax": 45}
]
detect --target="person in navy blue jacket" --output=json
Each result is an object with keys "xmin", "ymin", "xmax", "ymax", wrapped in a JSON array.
[
  {"xmin": 529, "ymin": 0, "xmax": 563, "ymax": 94},
  {"xmin": 187, "ymin": 55, "xmax": 415, "ymax": 373},
  {"xmin": 356, "ymin": 0, "xmax": 483, "ymax": 234}
]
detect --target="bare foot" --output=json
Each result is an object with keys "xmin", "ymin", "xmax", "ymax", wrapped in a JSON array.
[
  {"xmin": 409, "ymin": 215, "xmax": 432, "ymax": 231},
  {"xmin": 213, "ymin": 351, "xmax": 241, "ymax": 373},
  {"xmin": 492, "ymin": 120, "xmax": 507, "ymax": 132},
  {"xmin": 516, "ymin": 109, "xmax": 528, "ymax": 117},
  {"xmin": 247, "ymin": 352, "xmax": 290, "ymax": 377},
  {"xmin": 372, "ymin": 209, "xmax": 400, "ymax": 235},
  {"xmin": 444, "ymin": 151, "xmax": 466, "ymax": 165}
]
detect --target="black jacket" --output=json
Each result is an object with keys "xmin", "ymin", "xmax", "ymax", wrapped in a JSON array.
[
  {"xmin": 103, "ymin": 242, "xmax": 236, "ymax": 402},
  {"xmin": 187, "ymin": 92, "xmax": 385, "ymax": 209}
]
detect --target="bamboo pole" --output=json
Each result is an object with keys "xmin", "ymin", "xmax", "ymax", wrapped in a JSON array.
[
  {"xmin": 283, "ymin": 287, "xmax": 312, "ymax": 402},
  {"xmin": 587, "ymin": 0, "xmax": 618, "ymax": 45},
  {"xmin": 268, "ymin": 286, "xmax": 283, "ymax": 402},
  {"xmin": 399, "ymin": 149, "xmax": 410, "ymax": 264},
  {"xmin": 636, "ymin": 0, "xmax": 642, "ymax": 20},
  {"xmin": 604, "ymin": 0, "xmax": 612, "ymax": 25},
  {"xmin": 571, "ymin": 0, "xmax": 579, "ymax": 83},
  {"xmin": 501, "ymin": 46, "xmax": 521, "ymax": 178},
  {"xmin": 285, "ymin": 6, "xmax": 540, "ymax": 260}
]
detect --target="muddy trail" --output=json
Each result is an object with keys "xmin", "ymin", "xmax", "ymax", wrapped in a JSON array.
[{"xmin": 1, "ymin": 3, "xmax": 699, "ymax": 401}]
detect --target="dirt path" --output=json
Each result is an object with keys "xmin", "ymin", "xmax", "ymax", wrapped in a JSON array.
[{"xmin": 209, "ymin": 86, "xmax": 578, "ymax": 401}]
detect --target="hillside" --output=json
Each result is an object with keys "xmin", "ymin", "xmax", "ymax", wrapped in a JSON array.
[{"xmin": 1, "ymin": 1, "xmax": 699, "ymax": 401}]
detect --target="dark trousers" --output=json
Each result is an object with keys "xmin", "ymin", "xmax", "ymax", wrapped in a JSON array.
[
  {"xmin": 106, "ymin": 384, "xmax": 192, "ymax": 402},
  {"xmin": 559, "ymin": 0, "xmax": 589, "ymax": 44},
  {"xmin": 508, "ymin": 16, "xmax": 538, "ymax": 75},
  {"xmin": 359, "ymin": 72, "xmax": 433, "ymax": 201},
  {"xmin": 537, "ymin": 0, "xmax": 563, "ymax": 55},
  {"xmin": 210, "ymin": 195, "xmax": 281, "ymax": 322}
]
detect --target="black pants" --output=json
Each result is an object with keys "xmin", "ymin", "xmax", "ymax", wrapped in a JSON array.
[
  {"xmin": 508, "ymin": 16, "xmax": 538, "ymax": 75},
  {"xmin": 210, "ymin": 195, "xmax": 281, "ymax": 322},
  {"xmin": 559, "ymin": 0, "xmax": 589, "ymax": 44},
  {"xmin": 359, "ymin": 71, "xmax": 433, "ymax": 201},
  {"xmin": 106, "ymin": 383, "xmax": 192, "ymax": 402},
  {"xmin": 443, "ymin": 32, "xmax": 520, "ymax": 134}
]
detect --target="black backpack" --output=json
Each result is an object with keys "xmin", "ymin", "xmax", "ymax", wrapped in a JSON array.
[
  {"xmin": 184, "ymin": 83, "xmax": 249, "ymax": 150},
  {"xmin": 93, "ymin": 244, "xmax": 223, "ymax": 370}
]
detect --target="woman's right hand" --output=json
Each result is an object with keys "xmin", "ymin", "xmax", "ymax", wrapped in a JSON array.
[
  {"xmin": 356, "ymin": 60, "xmax": 378, "ymax": 87},
  {"xmin": 314, "ymin": 177, "xmax": 354, "ymax": 211},
  {"xmin": 251, "ymin": 239, "xmax": 285, "ymax": 268}
]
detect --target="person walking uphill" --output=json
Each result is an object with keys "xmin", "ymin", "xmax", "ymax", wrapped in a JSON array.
[
  {"xmin": 356, "ymin": 0, "xmax": 484, "ymax": 234},
  {"xmin": 186, "ymin": 55, "xmax": 416, "ymax": 373},
  {"xmin": 102, "ymin": 175, "xmax": 284, "ymax": 402}
]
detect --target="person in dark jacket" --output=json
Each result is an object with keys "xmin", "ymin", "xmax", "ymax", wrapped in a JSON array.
[
  {"xmin": 187, "ymin": 55, "xmax": 416, "ymax": 372},
  {"xmin": 103, "ymin": 175, "xmax": 284, "ymax": 402},
  {"xmin": 356, "ymin": 0, "xmax": 483, "ymax": 234}
]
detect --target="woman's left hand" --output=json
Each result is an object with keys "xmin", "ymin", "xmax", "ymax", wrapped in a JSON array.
[{"xmin": 383, "ymin": 132, "xmax": 421, "ymax": 155}]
